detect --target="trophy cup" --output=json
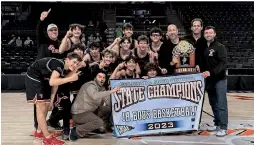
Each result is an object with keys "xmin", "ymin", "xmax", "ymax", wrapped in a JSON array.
[{"xmin": 172, "ymin": 40, "xmax": 196, "ymax": 74}]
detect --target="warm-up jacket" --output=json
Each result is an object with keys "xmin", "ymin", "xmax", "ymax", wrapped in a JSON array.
[
  {"xmin": 203, "ymin": 40, "xmax": 227, "ymax": 81},
  {"xmin": 71, "ymin": 81, "xmax": 111, "ymax": 115},
  {"xmin": 35, "ymin": 20, "xmax": 62, "ymax": 60}
]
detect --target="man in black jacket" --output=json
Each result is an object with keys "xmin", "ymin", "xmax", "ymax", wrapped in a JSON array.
[
  {"xmin": 202, "ymin": 26, "xmax": 228, "ymax": 137},
  {"xmin": 34, "ymin": 8, "xmax": 62, "ymax": 132},
  {"xmin": 36, "ymin": 8, "xmax": 61, "ymax": 60},
  {"xmin": 158, "ymin": 24, "xmax": 182, "ymax": 75}
]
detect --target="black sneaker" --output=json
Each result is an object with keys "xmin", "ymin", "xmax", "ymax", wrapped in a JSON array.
[
  {"xmin": 54, "ymin": 126, "xmax": 64, "ymax": 131},
  {"xmin": 69, "ymin": 126, "xmax": 78, "ymax": 141},
  {"xmin": 47, "ymin": 120, "xmax": 63, "ymax": 131}
]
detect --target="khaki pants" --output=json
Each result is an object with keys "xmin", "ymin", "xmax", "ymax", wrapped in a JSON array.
[{"xmin": 72, "ymin": 106, "xmax": 111, "ymax": 137}]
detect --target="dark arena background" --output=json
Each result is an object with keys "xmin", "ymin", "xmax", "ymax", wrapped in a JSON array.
[
  {"xmin": 1, "ymin": 1, "xmax": 254, "ymax": 145},
  {"xmin": 1, "ymin": 2, "xmax": 254, "ymax": 91}
]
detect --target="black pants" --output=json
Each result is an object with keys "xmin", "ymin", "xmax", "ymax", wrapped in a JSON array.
[
  {"xmin": 47, "ymin": 94, "xmax": 72, "ymax": 134},
  {"xmin": 71, "ymin": 93, "xmax": 78, "ymax": 105}
]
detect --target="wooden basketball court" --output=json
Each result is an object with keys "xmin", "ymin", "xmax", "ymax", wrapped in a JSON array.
[{"xmin": 1, "ymin": 92, "xmax": 254, "ymax": 145}]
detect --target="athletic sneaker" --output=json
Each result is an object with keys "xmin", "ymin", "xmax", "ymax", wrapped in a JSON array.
[
  {"xmin": 69, "ymin": 126, "xmax": 78, "ymax": 141},
  {"xmin": 62, "ymin": 128, "xmax": 70, "ymax": 140},
  {"xmin": 207, "ymin": 126, "xmax": 220, "ymax": 131},
  {"xmin": 34, "ymin": 130, "xmax": 43, "ymax": 138},
  {"xmin": 216, "ymin": 129, "xmax": 227, "ymax": 137},
  {"xmin": 43, "ymin": 134, "xmax": 65, "ymax": 145},
  {"xmin": 47, "ymin": 120, "xmax": 63, "ymax": 131},
  {"xmin": 62, "ymin": 134, "xmax": 69, "ymax": 140}
]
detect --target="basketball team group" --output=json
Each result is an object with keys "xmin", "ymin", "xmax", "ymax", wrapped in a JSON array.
[{"xmin": 26, "ymin": 9, "xmax": 228, "ymax": 144}]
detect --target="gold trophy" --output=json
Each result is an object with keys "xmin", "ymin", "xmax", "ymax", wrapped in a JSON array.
[{"xmin": 172, "ymin": 40, "xmax": 196, "ymax": 74}]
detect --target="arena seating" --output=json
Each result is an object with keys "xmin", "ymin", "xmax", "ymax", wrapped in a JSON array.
[
  {"xmin": 1, "ymin": 44, "xmax": 37, "ymax": 74},
  {"xmin": 2, "ymin": 3, "xmax": 109, "ymax": 31},
  {"xmin": 1, "ymin": 2, "xmax": 254, "ymax": 91},
  {"xmin": 175, "ymin": 3, "xmax": 254, "ymax": 74},
  {"xmin": 2, "ymin": 2, "xmax": 254, "ymax": 75}
]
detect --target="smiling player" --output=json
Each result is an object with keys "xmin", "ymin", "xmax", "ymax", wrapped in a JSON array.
[{"xmin": 26, "ymin": 52, "xmax": 82, "ymax": 144}]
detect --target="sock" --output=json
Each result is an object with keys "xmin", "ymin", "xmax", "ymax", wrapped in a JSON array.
[{"xmin": 36, "ymin": 130, "xmax": 42, "ymax": 133}]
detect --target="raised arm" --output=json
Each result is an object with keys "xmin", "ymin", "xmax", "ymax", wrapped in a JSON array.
[
  {"xmin": 85, "ymin": 84, "xmax": 120, "ymax": 106},
  {"xmin": 105, "ymin": 37, "xmax": 121, "ymax": 56},
  {"xmin": 110, "ymin": 62, "xmax": 124, "ymax": 80},
  {"xmin": 36, "ymin": 9, "xmax": 51, "ymax": 43},
  {"xmin": 59, "ymin": 29, "xmax": 72, "ymax": 54}
]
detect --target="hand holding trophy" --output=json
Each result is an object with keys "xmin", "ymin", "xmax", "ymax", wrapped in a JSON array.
[{"xmin": 172, "ymin": 40, "xmax": 196, "ymax": 74}]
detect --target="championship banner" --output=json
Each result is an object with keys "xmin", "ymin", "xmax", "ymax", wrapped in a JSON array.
[{"xmin": 110, "ymin": 73, "xmax": 205, "ymax": 137}]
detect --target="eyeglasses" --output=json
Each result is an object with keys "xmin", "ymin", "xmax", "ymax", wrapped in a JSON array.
[{"xmin": 151, "ymin": 34, "xmax": 161, "ymax": 37}]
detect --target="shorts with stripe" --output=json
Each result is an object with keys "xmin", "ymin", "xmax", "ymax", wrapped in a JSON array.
[{"xmin": 25, "ymin": 75, "xmax": 51, "ymax": 104}]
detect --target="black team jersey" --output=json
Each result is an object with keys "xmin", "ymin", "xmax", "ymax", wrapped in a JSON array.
[
  {"xmin": 149, "ymin": 42, "xmax": 163, "ymax": 53},
  {"xmin": 89, "ymin": 53, "xmax": 102, "ymax": 63},
  {"xmin": 133, "ymin": 48, "xmax": 150, "ymax": 77},
  {"xmin": 55, "ymin": 38, "xmax": 88, "ymax": 94},
  {"xmin": 69, "ymin": 62, "xmax": 93, "ymax": 93},
  {"xmin": 27, "ymin": 57, "xmax": 65, "ymax": 81},
  {"xmin": 112, "ymin": 54, "xmax": 130, "ymax": 70},
  {"xmin": 62, "ymin": 38, "xmax": 86, "ymax": 58}
]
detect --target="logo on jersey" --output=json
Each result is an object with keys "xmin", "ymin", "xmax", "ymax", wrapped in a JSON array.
[{"xmin": 209, "ymin": 49, "xmax": 215, "ymax": 56}]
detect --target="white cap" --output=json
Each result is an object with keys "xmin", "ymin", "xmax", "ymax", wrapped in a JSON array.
[{"xmin": 47, "ymin": 24, "xmax": 58, "ymax": 31}]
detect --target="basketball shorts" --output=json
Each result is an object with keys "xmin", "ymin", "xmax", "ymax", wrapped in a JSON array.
[{"xmin": 25, "ymin": 75, "xmax": 51, "ymax": 104}]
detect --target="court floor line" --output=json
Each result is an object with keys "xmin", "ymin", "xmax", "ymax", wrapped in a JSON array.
[{"xmin": 139, "ymin": 139, "xmax": 227, "ymax": 144}]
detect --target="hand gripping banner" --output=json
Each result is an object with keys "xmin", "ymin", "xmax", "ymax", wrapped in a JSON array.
[{"xmin": 110, "ymin": 73, "xmax": 205, "ymax": 137}]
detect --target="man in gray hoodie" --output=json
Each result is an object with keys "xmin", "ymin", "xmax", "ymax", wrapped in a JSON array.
[{"xmin": 70, "ymin": 71, "xmax": 120, "ymax": 141}]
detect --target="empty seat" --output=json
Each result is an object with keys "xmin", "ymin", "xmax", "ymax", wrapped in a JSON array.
[
  {"xmin": 235, "ymin": 64, "xmax": 243, "ymax": 68},
  {"xmin": 27, "ymin": 51, "xmax": 35, "ymax": 56},
  {"xmin": 241, "ymin": 52, "xmax": 249, "ymax": 57},
  {"xmin": 228, "ymin": 52, "xmax": 233, "ymax": 57},
  {"xmin": 19, "ymin": 51, "xmax": 26, "ymax": 56},
  {"xmin": 19, "ymin": 62, "xmax": 27, "ymax": 69},
  {"xmin": 234, "ymin": 52, "xmax": 241, "ymax": 57},
  {"xmin": 1, "ymin": 61, "xmax": 6, "ymax": 68},
  {"xmin": 10, "ymin": 61, "xmax": 19, "ymax": 68},
  {"xmin": 4, "ymin": 56, "xmax": 11, "ymax": 62},
  {"xmin": 243, "ymin": 64, "xmax": 252, "ymax": 68},
  {"xmin": 23, "ymin": 56, "xmax": 30, "ymax": 63}
]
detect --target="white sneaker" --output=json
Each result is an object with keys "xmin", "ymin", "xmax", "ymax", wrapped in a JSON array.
[
  {"xmin": 207, "ymin": 126, "xmax": 220, "ymax": 131},
  {"xmin": 216, "ymin": 129, "xmax": 227, "ymax": 137}
]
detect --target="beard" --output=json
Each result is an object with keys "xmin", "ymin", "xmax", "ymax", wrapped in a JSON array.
[{"xmin": 95, "ymin": 79, "xmax": 105, "ymax": 86}]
